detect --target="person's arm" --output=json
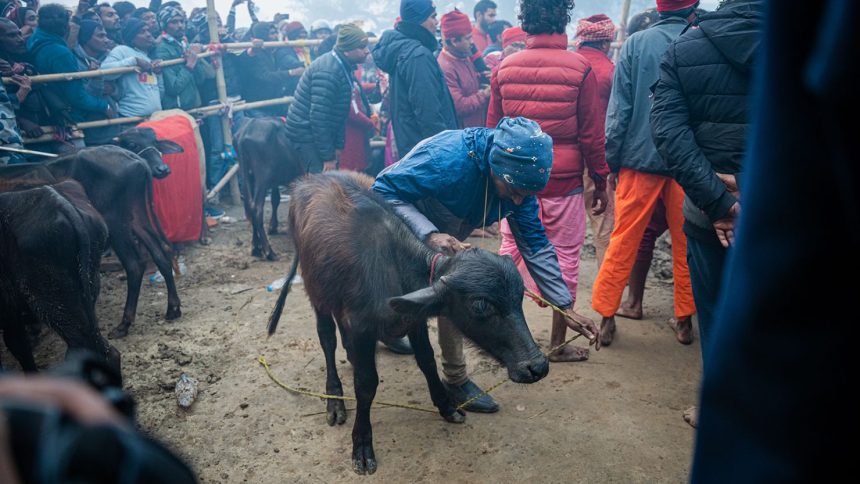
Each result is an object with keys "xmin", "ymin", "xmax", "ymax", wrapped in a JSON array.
[
  {"xmin": 404, "ymin": 54, "xmax": 454, "ymax": 138},
  {"xmin": 441, "ymin": 60, "xmax": 488, "ymax": 118},
  {"xmin": 605, "ymin": 40, "xmax": 635, "ymax": 174},
  {"xmin": 485, "ymin": 65, "xmax": 503, "ymax": 128},
  {"xmin": 101, "ymin": 47, "xmax": 140, "ymax": 79},
  {"xmin": 153, "ymin": 44, "xmax": 196, "ymax": 100},
  {"xmin": 507, "ymin": 197, "xmax": 574, "ymax": 309},
  {"xmin": 577, "ymin": 68, "xmax": 609, "ymax": 191},
  {"xmin": 226, "ymin": 0, "xmax": 243, "ymax": 33},
  {"xmin": 307, "ymin": 71, "xmax": 340, "ymax": 162},
  {"xmin": 372, "ymin": 144, "xmax": 447, "ymax": 242},
  {"xmin": 246, "ymin": 0, "xmax": 259, "ymax": 24},
  {"xmin": 50, "ymin": 50, "xmax": 108, "ymax": 114},
  {"xmin": 651, "ymin": 44, "xmax": 736, "ymax": 222}
]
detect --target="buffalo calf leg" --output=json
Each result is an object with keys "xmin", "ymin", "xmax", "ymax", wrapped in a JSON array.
[
  {"xmin": 350, "ymin": 332, "xmax": 378, "ymax": 475},
  {"xmin": 134, "ymin": 227, "xmax": 181, "ymax": 320},
  {"xmin": 316, "ymin": 310, "xmax": 347, "ymax": 426},
  {"xmin": 269, "ymin": 185, "xmax": 280, "ymax": 235},
  {"xmin": 409, "ymin": 322, "xmax": 465, "ymax": 423},
  {"xmin": 3, "ymin": 323, "xmax": 38, "ymax": 372},
  {"xmin": 109, "ymin": 229, "xmax": 145, "ymax": 338},
  {"xmin": 253, "ymin": 189, "xmax": 277, "ymax": 260}
]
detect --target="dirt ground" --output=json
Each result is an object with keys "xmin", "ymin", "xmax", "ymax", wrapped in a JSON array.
[{"xmin": 15, "ymin": 203, "xmax": 702, "ymax": 483}]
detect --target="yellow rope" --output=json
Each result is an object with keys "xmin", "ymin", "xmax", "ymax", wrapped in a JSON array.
[{"xmin": 258, "ymin": 290, "xmax": 584, "ymax": 414}]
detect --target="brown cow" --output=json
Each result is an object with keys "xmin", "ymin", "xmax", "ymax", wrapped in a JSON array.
[
  {"xmin": 268, "ymin": 172, "xmax": 549, "ymax": 475},
  {"xmin": 0, "ymin": 181, "xmax": 120, "ymax": 375}
]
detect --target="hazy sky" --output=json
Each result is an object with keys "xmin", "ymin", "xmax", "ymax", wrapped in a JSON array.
[{"xmin": 55, "ymin": 0, "xmax": 720, "ymax": 33}]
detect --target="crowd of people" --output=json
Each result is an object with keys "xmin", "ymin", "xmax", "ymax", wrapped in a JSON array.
[
  {"xmin": 0, "ymin": 0, "xmax": 765, "ymax": 425},
  {"xmin": 2, "ymin": 0, "xmax": 855, "ymax": 480}
]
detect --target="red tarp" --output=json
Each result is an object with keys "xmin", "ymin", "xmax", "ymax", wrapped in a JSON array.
[{"xmin": 139, "ymin": 115, "xmax": 202, "ymax": 243}]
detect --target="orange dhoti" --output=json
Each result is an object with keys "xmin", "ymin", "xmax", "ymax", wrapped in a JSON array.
[{"xmin": 592, "ymin": 168, "xmax": 696, "ymax": 319}]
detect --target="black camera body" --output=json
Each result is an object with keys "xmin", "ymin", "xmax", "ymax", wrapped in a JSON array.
[{"xmin": 1, "ymin": 353, "xmax": 196, "ymax": 483}]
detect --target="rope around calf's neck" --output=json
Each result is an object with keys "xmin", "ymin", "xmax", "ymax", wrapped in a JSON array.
[{"xmin": 258, "ymin": 287, "xmax": 583, "ymax": 414}]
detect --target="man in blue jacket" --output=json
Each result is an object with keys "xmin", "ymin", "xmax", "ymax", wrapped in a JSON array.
[
  {"xmin": 27, "ymin": 4, "xmax": 113, "ymax": 124},
  {"xmin": 373, "ymin": 117, "xmax": 601, "ymax": 411}
]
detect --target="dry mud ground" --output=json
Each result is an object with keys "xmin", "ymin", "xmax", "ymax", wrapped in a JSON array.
[{"xmin": 13, "ymin": 203, "xmax": 702, "ymax": 483}]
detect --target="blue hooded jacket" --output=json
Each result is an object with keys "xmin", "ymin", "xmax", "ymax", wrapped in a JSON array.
[
  {"xmin": 27, "ymin": 28, "xmax": 108, "ymax": 122},
  {"xmin": 372, "ymin": 128, "xmax": 573, "ymax": 309}
]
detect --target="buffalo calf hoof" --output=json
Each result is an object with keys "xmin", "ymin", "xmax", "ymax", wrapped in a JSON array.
[
  {"xmin": 166, "ymin": 306, "xmax": 182, "ymax": 321},
  {"xmin": 268, "ymin": 227, "xmax": 278, "ymax": 236},
  {"xmin": 265, "ymin": 251, "xmax": 279, "ymax": 262},
  {"xmin": 443, "ymin": 409, "xmax": 466, "ymax": 424},
  {"xmin": 352, "ymin": 444, "xmax": 377, "ymax": 475},
  {"xmin": 326, "ymin": 400, "xmax": 347, "ymax": 426},
  {"xmin": 109, "ymin": 326, "xmax": 129, "ymax": 339},
  {"xmin": 199, "ymin": 236, "xmax": 212, "ymax": 246},
  {"xmin": 251, "ymin": 247, "xmax": 263, "ymax": 259}
]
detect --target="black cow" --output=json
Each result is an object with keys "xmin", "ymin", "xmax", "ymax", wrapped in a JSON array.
[
  {"xmin": 0, "ymin": 127, "xmax": 184, "ymax": 338},
  {"xmin": 0, "ymin": 181, "xmax": 120, "ymax": 374},
  {"xmin": 268, "ymin": 172, "xmax": 549, "ymax": 475},
  {"xmin": 235, "ymin": 118, "xmax": 305, "ymax": 260}
]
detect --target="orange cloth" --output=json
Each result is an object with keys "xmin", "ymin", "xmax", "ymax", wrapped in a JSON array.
[
  {"xmin": 139, "ymin": 115, "xmax": 203, "ymax": 243},
  {"xmin": 592, "ymin": 168, "xmax": 695, "ymax": 319}
]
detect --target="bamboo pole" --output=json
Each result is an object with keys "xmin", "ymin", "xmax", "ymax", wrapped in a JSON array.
[
  {"xmin": 614, "ymin": 0, "xmax": 633, "ymax": 60},
  {"xmin": 2, "ymin": 51, "xmax": 216, "ymax": 85},
  {"xmin": 0, "ymin": 145, "xmax": 58, "ymax": 157},
  {"xmin": 207, "ymin": 0, "xmax": 241, "ymax": 205}
]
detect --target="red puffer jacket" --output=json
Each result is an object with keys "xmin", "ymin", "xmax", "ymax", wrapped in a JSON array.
[{"xmin": 487, "ymin": 33, "xmax": 609, "ymax": 197}]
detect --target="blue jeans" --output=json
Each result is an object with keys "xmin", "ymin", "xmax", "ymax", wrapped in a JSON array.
[
  {"xmin": 686, "ymin": 234, "xmax": 727, "ymax": 367},
  {"xmin": 203, "ymin": 111, "xmax": 245, "ymax": 189}
]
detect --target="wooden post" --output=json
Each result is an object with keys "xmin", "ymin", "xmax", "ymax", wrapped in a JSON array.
[
  {"xmin": 206, "ymin": 0, "xmax": 241, "ymax": 205},
  {"xmin": 616, "ymin": 0, "xmax": 633, "ymax": 59}
]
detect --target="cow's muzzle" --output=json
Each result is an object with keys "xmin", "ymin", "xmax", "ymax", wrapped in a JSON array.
[{"xmin": 153, "ymin": 165, "xmax": 171, "ymax": 179}]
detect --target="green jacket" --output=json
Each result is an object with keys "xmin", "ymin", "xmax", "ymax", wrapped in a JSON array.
[{"xmin": 153, "ymin": 36, "xmax": 215, "ymax": 110}]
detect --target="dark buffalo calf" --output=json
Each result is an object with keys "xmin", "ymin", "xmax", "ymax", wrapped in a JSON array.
[
  {"xmin": 268, "ymin": 172, "xmax": 549, "ymax": 475},
  {"xmin": 0, "ymin": 128, "xmax": 184, "ymax": 338},
  {"xmin": 235, "ymin": 118, "xmax": 305, "ymax": 260},
  {"xmin": 0, "ymin": 181, "xmax": 120, "ymax": 375}
]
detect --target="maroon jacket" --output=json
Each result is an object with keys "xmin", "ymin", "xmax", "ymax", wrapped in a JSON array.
[
  {"xmin": 437, "ymin": 49, "xmax": 489, "ymax": 128},
  {"xmin": 576, "ymin": 46, "xmax": 615, "ymax": 123},
  {"xmin": 487, "ymin": 33, "xmax": 609, "ymax": 197}
]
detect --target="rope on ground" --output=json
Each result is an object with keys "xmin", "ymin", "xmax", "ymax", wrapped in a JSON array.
[{"xmin": 258, "ymin": 287, "xmax": 585, "ymax": 414}]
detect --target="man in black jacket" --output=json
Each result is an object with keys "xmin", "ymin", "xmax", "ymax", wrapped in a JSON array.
[
  {"xmin": 285, "ymin": 24, "xmax": 370, "ymax": 173},
  {"xmin": 372, "ymin": 0, "xmax": 458, "ymax": 156},
  {"xmin": 650, "ymin": 0, "xmax": 764, "ymax": 426}
]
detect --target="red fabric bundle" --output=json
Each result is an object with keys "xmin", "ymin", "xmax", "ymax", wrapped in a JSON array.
[{"xmin": 138, "ymin": 115, "xmax": 203, "ymax": 243}]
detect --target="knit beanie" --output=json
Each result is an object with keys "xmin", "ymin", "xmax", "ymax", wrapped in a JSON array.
[
  {"xmin": 656, "ymin": 0, "xmax": 699, "ymax": 12},
  {"xmin": 335, "ymin": 24, "xmax": 369, "ymax": 52},
  {"xmin": 158, "ymin": 5, "xmax": 184, "ymax": 32},
  {"xmin": 400, "ymin": 0, "xmax": 435, "ymax": 24},
  {"xmin": 122, "ymin": 17, "xmax": 147, "ymax": 45},
  {"xmin": 78, "ymin": 20, "xmax": 101, "ymax": 45},
  {"xmin": 489, "ymin": 117, "xmax": 553, "ymax": 192},
  {"xmin": 283, "ymin": 21, "xmax": 306, "ymax": 40},
  {"xmin": 440, "ymin": 10, "xmax": 471, "ymax": 39},
  {"xmin": 501, "ymin": 27, "xmax": 527, "ymax": 48}
]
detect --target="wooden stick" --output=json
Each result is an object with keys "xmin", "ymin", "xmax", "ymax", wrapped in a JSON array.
[
  {"xmin": 0, "ymin": 145, "xmax": 59, "ymax": 157},
  {"xmin": 2, "ymin": 51, "xmax": 216, "ymax": 85}
]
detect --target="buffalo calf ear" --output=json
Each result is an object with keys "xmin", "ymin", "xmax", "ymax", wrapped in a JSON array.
[
  {"xmin": 388, "ymin": 286, "xmax": 444, "ymax": 316},
  {"xmin": 157, "ymin": 140, "xmax": 184, "ymax": 154}
]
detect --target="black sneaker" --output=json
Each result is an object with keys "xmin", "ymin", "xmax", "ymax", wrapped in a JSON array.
[
  {"xmin": 381, "ymin": 336, "xmax": 413, "ymax": 355},
  {"xmin": 443, "ymin": 379, "xmax": 499, "ymax": 413}
]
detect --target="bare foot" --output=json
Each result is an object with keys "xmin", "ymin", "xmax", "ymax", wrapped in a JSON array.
[
  {"xmin": 669, "ymin": 317, "xmax": 694, "ymax": 345},
  {"xmin": 600, "ymin": 316, "xmax": 616, "ymax": 347},
  {"xmin": 683, "ymin": 406, "xmax": 698, "ymax": 428},
  {"xmin": 615, "ymin": 303, "xmax": 643, "ymax": 320},
  {"xmin": 548, "ymin": 345, "xmax": 589, "ymax": 362}
]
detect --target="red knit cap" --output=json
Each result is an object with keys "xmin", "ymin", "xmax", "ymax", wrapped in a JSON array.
[
  {"xmin": 440, "ymin": 10, "xmax": 472, "ymax": 39},
  {"xmin": 501, "ymin": 27, "xmax": 527, "ymax": 48},
  {"xmin": 283, "ymin": 21, "xmax": 305, "ymax": 34},
  {"xmin": 656, "ymin": 0, "xmax": 698, "ymax": 13}
]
